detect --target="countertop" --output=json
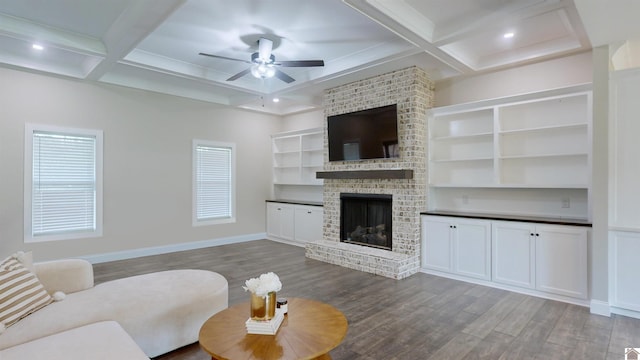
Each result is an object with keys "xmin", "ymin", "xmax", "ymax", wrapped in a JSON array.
[
  {"xmin": 266, "ymin": 199, "xmax": 323, "ymax": 207},
  {"xmin": 421, "ymin": 210, "xmax": 592, "ymax": 227}
]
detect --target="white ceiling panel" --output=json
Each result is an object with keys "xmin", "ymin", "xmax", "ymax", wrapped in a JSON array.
[{"xmin": 0, "ymin": 0, "xmax": 625, "ymax": 115}]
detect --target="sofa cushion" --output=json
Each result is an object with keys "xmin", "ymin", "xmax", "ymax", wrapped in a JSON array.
[
  {"xmin": 0, "ymin": 256, "xmax": 52, "ymax": 329},
  {"xmin": 0, "ymin": 321, "xmax": 149, "ymax": 360}
]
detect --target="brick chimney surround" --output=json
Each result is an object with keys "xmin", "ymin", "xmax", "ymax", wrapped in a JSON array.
[{"xmin": 305, "ymin": 66, "xmax": 434, "ymax": 279}]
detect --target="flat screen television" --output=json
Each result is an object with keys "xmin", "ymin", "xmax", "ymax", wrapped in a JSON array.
[{"xmin": 327, "ymin": 104, "xmax": 399, "ymax": 162}]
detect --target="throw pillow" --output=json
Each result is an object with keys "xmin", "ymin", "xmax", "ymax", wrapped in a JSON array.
[
  {"xmin": 13, "ymin": 251, "xmax": 34, "ymax": 273},
  {"xmin": 0, "ymin": 255, "xmax": 53, "ymax": 331}
]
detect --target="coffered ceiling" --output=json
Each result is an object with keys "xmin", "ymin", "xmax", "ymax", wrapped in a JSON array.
[{"xmin": 0, "ymin": 0, "xmax": 626, "ymax": 115}]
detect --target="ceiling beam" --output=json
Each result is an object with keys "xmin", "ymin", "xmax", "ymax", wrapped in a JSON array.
[{"xmin": 86, "ymin": 0, "xmax": 186, "ymax": 81}]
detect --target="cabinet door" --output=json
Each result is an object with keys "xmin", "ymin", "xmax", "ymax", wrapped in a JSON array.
[
  {"xmin": 266, "ymin": 203, "xmax": 281, "ymax": 237},
  {"xmin": 535, "ymin": 225, "xmax": 587, "ymax": 299},
  {"xmin": 454, "ymin": 219, "xmax": 491, "ymax": 280},
  {"xmin": 421, "ymin": 216, "xmax": 453, "ymax": 272},
  {"xmin": 294, "ymin": 206, "xmax": 323, "ymax": 243},
  {"xmin": 611, "ymin": 231, "xmax": 640, "ymax": 311},
  {"xmin": 266, "ymin": 203, "xmax": 294, "ymax": 240},
  {"xmin": 279, "ymin": 205, "xmax": 295, "ymax": 240},
  {"xmin": 492, "ymin": 221, "xmax": 535, "ymax": 289}
]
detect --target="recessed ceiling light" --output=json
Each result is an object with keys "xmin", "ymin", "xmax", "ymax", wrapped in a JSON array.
[
  {"xmin": 503, "ymin": 32, "xmax": 515, "ymax": 39},
  {"xmin": 32, "ymin": 44, "xmax": 44, "ymax": 50},
  {"xmin": 272, "ymin": 98, "xmax": 280, "ymax": 103}
]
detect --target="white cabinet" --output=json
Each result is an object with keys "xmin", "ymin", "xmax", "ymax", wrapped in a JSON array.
[
  {"xmin": 294, "ymin": 205, "xmax": 324, "ymax": 243},
  {"xmin": 492, "ymin": 221, "xmax": 536, "ymax": 289},
  {"xmin": 535, "ymin": 225, "xmax": 587, "ymax": 299},
  {"xmin": 422, "ymin": 217, "xmax": 453, "ymax": 272},
  {"xmin": 422, "ymin": 216, "xmax": 491, "ymax": 280},
  {"xmin": 267, "ymin": 202, "xmax": 323, "ymax": 245},
  {"xmin": 272, "ymin": 128, "xmax": 323, "ymax": 185},
  {"xmin": 266, "ymin": 203, "xmax": 295, "ymax": 241},
  {"xmin": 492, "ymin": 220, "xmax": 587, "ymax": 299},
  {"xmin": 422, "ymin": 215, "xmax": 589, "ymax": 303}
]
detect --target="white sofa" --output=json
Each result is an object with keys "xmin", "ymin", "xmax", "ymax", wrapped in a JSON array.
[{"xmin": 0, "ymin": 258, "xmax": 228, "ymax": 359}]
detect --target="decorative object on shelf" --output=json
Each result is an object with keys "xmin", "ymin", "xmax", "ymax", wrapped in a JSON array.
[{"xmin": 243, "ymin": 272, "xmax": 282, "ymax": 321}]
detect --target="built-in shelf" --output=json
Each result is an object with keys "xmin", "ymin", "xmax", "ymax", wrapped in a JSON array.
[
  {"xmin": 316, "ymin": 169, "xmax": 414, "ymax": 180},
  {"xmin": 272, "ymin": 128, "xmax": 323, "ymax": 186},
  {"xmin": 427, "ymin": 84, "xmax": 592, "ymax": 220}
]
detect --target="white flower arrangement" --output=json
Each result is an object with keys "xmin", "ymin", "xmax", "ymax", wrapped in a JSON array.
[{"xmin": 243, "ymin": 272, "xmax": 282, "ymax": 298}]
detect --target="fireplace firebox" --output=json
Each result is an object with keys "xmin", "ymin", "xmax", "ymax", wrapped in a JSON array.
[{"xmin": 340, "ymin": 193, "xmax": 392, "ymax": 250}]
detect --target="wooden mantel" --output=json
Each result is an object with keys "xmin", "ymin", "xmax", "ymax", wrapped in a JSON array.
[{"xmin": 316, "ymin": 169, "xmax": 414, "ymax": 180}]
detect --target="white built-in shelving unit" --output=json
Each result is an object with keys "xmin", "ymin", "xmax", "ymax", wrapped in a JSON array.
[
  {"xmin": 269, "ymin": 128, "xmax": 324, "ymax": 246},
  {"xmin": 428, "ymin": 84, "xmax": 592, "ymax": 220},
  {"xmin": 272, "ymin": 128, "xmax": 323, "ymax": 186},
  {"xmin": 422, "ymin": 84, "xmax": 593, "ymax": 307}
]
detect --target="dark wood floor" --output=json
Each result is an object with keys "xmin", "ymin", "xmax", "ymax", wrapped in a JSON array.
[{"xmin": 93, "ymin": 240, "xmax": 639, "ymax": 360}]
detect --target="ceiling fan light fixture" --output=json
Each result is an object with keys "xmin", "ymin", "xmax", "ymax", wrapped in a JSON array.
[
  {"xmin": 251, "ymin": 52, "xmax": 275, "ymax": 65},
  {"xmin": 251, "ymin": 63, "xmax": 275, "ymax": 79},
  {"xmin": 200, "ymin": 36, "xmax": 324, "ymax": 83}
]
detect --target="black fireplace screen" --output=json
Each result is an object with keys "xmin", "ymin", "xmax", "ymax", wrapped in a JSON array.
[{"xmin": 340, "ymin": 193, "xmax": 392, "ymax": 250}]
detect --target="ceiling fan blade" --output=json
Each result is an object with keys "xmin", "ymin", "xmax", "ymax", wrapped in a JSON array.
[
  {"xmin": 258, "ymin": 38, "xmax": 273, "ymax": 62},
  {"xmin": 275, "ymin": 60, "xmax": 325, "ymax": 67},
  {"xmin": 274, "ymin": 69, "xmax": 295, "ymax": 83},
  {"xmin": 199, "ymin": 52, "xmax": 252, "ymax": 64},
  {"xmin": 227, "ymin": 68, "xmax": 252, "ymax": 81}
]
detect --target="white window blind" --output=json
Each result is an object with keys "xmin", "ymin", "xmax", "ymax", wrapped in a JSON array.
[
  {"xmin": 25, "ymin": 124, "xmax": 103, "ymax": 242},
  {"xmin": 32, "ymin": 131, "xmax": 96, "ymax": 236},
  {"xmin": 194, "ymin": 142, "xmax": 235, "ymax": 224}
]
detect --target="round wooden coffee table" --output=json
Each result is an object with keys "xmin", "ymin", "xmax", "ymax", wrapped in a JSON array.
[{"xmin": 199, "ymin": 297, "xmax": 348, "ymax": 360}]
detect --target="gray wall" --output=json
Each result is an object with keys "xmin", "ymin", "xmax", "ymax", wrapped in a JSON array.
[
  {"xmin": 0, "ymin": 67, "xmax": 281, "ymax": 261},
  {"xmin": 280, "ymin": 109, "xmax": 323, "ymax": 132},
  {"xmin": 435, "ymin": 52, "xmax": 593, "ymax": 106}
]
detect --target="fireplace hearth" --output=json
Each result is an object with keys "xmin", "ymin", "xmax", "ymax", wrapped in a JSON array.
[{"xmin": 340, "ymin": 193, "xmax": 392, "ymax": 250}]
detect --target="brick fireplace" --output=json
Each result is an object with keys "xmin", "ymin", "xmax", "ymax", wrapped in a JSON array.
[{"xmin": 305, "ymin": 66, "xmax": 434, "ymax": 279}]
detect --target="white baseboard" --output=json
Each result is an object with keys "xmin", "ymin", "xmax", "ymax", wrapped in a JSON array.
[
  {"xmin": 81, "ymin": 233, "xmax": 267, "ymax": 264},
  {"xmin": 589, "ymin": 300, "xmax": 611, "ymax": 317},
  {"xmin": 611, "ymin": 306, "xmax": 640, "ymax": 320},
  {"xmin": 419, "ymin": 268, "xmax": 590, "ymax": 307},
  {"xmin": 266, "ymin": 236, "xmax": 307, "ymax": 248}
]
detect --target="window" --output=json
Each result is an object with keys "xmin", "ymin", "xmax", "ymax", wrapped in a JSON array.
[
  {"xmin": 193, "ymin": 140, "xmax": 236, "ymax": 226},
  {"xmin": 24, "ymin": 124, "xmax": 103, "ymax": 242}
]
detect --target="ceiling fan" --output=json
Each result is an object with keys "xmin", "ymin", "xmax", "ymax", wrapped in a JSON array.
[{"xmin": 199, "ymin": 37, "xmax": 324, "ymax": 83}]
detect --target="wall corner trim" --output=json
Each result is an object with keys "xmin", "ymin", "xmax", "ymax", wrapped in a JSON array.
[{"xmin": 590, "ymin": 299, "xmax": 611, "ymax": 317}]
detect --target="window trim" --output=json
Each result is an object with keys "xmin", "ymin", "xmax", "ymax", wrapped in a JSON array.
[
  {"xmin": 192, "ymin": 139, "xmax": 236, "ymax": 226},
  {"xmin": 24, "ymin": 124, "xmax": 103, "ymax": 243}
]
